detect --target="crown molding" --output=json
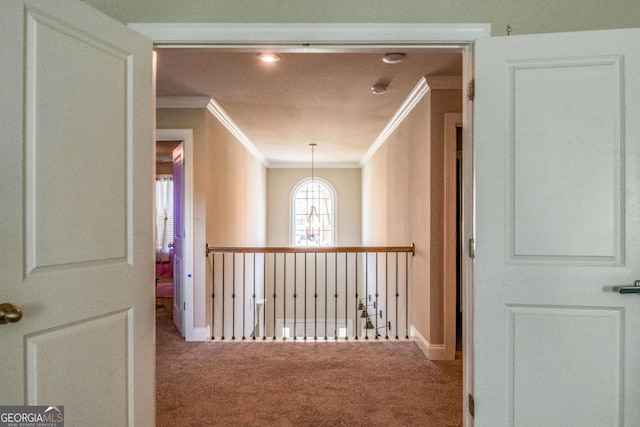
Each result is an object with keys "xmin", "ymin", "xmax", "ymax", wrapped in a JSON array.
[
  {"xmin": 156, "ymin": 78, "xmax": 454, "ymax": 169},
  {"xmin": 268, "ymin": 162, "xmax": 361, "ymax": 169},
  {"xmin": 156, "ymin": 96, "xmax": 210, "ymax": 108},
  {"xmin": 359, "ymin": 77, "xmax": 430, "ymax": 167},
  {"xmin": 156, "ymin": 96, "xmax": 268, "ymax": 166},
  {"xmin": 206, "ymin": 99, "xmax": 269, "ymax": 167},
  {"xmin": 158, "ymin": 82, "xmax": 434, "ymax": 169}
]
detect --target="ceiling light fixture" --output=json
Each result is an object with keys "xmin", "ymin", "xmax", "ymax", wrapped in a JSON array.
[
  {"xmin": 382, "ymin": 53, "xmax": 406, "ymax": 64},
  {"xmin": 371, "ymin": 83, "xmax": 388, "ymax": 95},
  {"xmin": 257, "ymin": 53, "xmax": 280, "ymax": 63}
]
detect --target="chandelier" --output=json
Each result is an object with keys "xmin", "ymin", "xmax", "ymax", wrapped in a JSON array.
[{"xmin": 305, "ymin": 143, "xmax": 321, "ymax": 241}]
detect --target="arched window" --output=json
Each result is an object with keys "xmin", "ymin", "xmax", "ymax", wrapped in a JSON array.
[{"xmin": 292, "ymin": 178, "xmax": 335, "ymax": 246}]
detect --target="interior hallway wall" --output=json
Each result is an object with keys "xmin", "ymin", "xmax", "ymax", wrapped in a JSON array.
[
  {"xmin": 156, "ymin": 161, "xmax": 173, "ymax": 175},
  {"xmin": 362, "ymin": 93, "xmax": 430, "ymax": 345},
  {"xmin": 425, "ymin": 89, "xmax": 463, "ymax": 346},
  {"xmin": 206, "ymin": 113, "xmax": 267, "ymax": 248},
  {"xmin": 361, "ymin": 88, "xmax": 461, "ymax": 357}
]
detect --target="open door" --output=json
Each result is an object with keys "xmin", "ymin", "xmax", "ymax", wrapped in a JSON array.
[
  {"xmin": 172, "ymin": 143, "xmax": 186, "ymax": 336},
  {"xmin": 0, "ymin": 1, "xmax": 154, "ymax": 425},
  {"xmin": 474, "ymin": 29, "xmax": 640, "ymax": 425}
]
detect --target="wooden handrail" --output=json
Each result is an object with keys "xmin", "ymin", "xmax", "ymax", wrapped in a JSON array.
[{"xmin": 206, "ymin": 243, "xmax": 414, "ymax": 256}]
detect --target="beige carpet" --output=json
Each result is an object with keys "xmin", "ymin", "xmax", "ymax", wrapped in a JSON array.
[{"xmin": 156, "ymin": 298, "xmax": 462, "ymax": 426}]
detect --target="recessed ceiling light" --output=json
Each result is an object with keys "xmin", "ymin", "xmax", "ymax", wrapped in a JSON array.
[
  {"xmin": 382, "ymin": 53, "xmax": 406, "ymax": 64},
  {"xmin": 258, "ymin": 53, "xmax": 280, "ymax": 63},
  {"xmin": 371, "ymin": 83, "xmax": 388, "ymax": 95}
]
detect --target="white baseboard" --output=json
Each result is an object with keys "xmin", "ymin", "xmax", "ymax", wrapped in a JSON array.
[
  {"xmin": 410, "ymin": 325, "xmax": 447, "ymax": 360},
  {"xmin": 186, "ymin": 327, "xmax": 209, "ymax": 342}
]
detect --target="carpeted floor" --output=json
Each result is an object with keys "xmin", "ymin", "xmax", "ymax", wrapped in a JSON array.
[{"xmin": 156, "ymin": 298, "xmax": 463, "ymax": 426}]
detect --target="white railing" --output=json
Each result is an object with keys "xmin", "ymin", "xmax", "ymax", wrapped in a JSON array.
[{"xmin": 206, "ymin": 245, "xmax": 414, "ymax": 341}]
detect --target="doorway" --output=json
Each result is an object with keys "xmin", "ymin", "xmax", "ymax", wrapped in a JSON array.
[
  {"xmin": 156, "ymin": 129, "xmax": 198, "ymax": 340},
  {"xmin": 135, "ymin": 23, "xmax": 484, "ymax": 425},
  {"xmin": 155, "ymin": 140, "xmax": 180, "ymax": 298}
]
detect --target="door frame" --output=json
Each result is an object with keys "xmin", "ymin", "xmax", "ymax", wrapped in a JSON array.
[
  {"xmin": 134, "ymin": 23, "xmax": 487, "ymax": 426},
  {"xmin": 156, "ymin": 129, "xmax": 196, "ymax": 340}
]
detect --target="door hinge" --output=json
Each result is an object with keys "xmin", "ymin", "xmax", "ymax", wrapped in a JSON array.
[
  {"xmin": 184, "ymin": 302, "xmax": 186, "ymax": 310},
  {"xmin": 468, "ymin": 394, "xmax": 475, "ymax": 417},
  {"xmin": 468, "ymin": 79, "xmax": 475, "ymax": 101},
  {"xmin": 468, "ymin": 238, "xmax": 475, "ymax": 259}
]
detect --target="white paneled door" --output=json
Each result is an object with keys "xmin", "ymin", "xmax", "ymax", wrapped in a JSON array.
[
  {"xmin": 474, "ymin": 29, "xmax": 640, "ymax": 426},
  {"xmin": 0, "ymin": 1, "xmax": 154, "ymax": 426}
]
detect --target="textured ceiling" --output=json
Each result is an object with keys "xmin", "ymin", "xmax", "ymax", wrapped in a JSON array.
[{"xmin": 156, "ymin": 48, "xmax": 462, "ymax": 166}]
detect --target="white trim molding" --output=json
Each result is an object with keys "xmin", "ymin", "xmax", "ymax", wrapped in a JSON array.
[
  {"xmin": 269, "ymin": 162, "xmax": 360, "ymax": 169},
  {"xmin": 156, "ymin": 76, "xmax": 457, "ymax": 170},
  {"xmin": 129, "ymin": 23, "xmax": 490, "ymax": 46},
  {"xmin": 206, "ymin": 98, "xmax": 269, "ymax": 166},
  {"xmin": 411, "ymin": 325, "xmax": 447, "ymax": 360},
  {"xmin": 359, "ymin": 77, "xmax": 430, "ymax": 167},
  {"xmin": 192, "ymin": 327, "xmax": 210, "ymax": 342},
  {"xmin": 156, "ymin": 96, "xmax": 210, "ymax": 109}
]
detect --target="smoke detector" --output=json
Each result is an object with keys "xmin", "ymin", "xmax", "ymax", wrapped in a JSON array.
[
  {"xmin": 382, "ymin": 53, "xmax": 406, "ymax": 64},
  {"xmin": 371, "ymin": 83, "xmax": 388, "ymax": 95}
]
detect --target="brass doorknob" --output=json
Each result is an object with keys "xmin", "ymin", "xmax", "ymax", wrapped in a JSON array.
[{"xmin": 0, "ymin": 303, "xmax": 23, "ymax": 324}]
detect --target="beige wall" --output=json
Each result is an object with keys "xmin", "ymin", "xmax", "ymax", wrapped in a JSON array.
[
  {"xmin": 426, "ymin": 90, "xmax": 463, "ymax": 344},
  {"xmin": 156, "ymin": 161, "xmax": 173, "ymax": 175},
  {"xmin": 87, "ymin": 0, "xmax": 639, "ymax": 36},
  {"xmin": 267, "ymin": 168, "xmax": 361, "ymax": 246},
  {"xmin": 361, "ymin": 123, "xmax": 413, "ymax": 247},
  {"xmin": 206, "ymin": 113, "xmax": 267, "ymax": 247},
  {"xmin": 362, "ymin": 93, "xmax": 430, "ymax": 340},
  {"xmin": 362, "ymin": 88, "xmax": 461, "ymax": 348}
]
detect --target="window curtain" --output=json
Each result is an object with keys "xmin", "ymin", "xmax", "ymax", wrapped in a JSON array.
[{"xmin": 155, "ymin": 176, "xmax": 174, "ymax": 261}]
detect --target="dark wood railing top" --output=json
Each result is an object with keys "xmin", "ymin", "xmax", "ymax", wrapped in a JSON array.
[{"xmin": 206, "ymin": 243, "xmax": 414, "ymax": 256}]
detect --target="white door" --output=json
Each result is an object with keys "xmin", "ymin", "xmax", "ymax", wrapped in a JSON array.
[
  {"xmin": 0, "ymin": 1, "xmax": 154, "ymax": 426},
  {"xmin": 475, "ymin": 29, "xmax": 640, "ymax": 426},
  {"xmin": 172, "ymin": 143, "xmax": 186, "ymax": 336}
]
